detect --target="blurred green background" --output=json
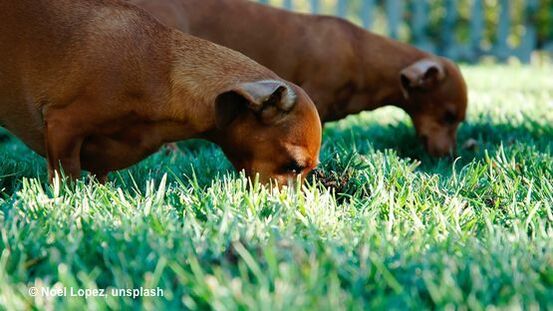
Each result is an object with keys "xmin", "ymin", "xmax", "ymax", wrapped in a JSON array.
[{"xmin": 260, "ymin": 0, "xmax": 553, "ymax": 62}]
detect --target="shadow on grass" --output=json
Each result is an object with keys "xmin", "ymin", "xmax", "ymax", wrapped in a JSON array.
[
  {"xmin": 0, "ymin": 116, "xmax": 550, "ymax": 196},
  {"xmin": 323, "ymin": 116, "xmax": 552, "ymax": 176},
  {"xmin": 0, "ymin": 131, "xmax": 235, "ymax": 196}
]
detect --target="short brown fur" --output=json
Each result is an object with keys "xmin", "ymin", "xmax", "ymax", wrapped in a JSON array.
[
  {"xmin": 0, "ymin": 0, "xmax": 321, "ymax": 184},
  {"xmin": 132, "ymin": 0, "xmax": 468, "ymax": 157}
]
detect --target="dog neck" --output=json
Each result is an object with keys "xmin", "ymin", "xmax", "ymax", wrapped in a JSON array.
[
  {"xmin": 165, "ymin": 30, "xmax": 275, "ymax": 140},
  {"xmin": 352, "ymin": 30, "xmax": 430, "ymax": 115}
]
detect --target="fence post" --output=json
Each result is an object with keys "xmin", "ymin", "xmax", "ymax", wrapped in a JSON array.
[
  {"xmin": 310, "ymin": 0, "xmax": 320, "ymax": 14},
  {"xmin": 412, "ymin": 0, "xmax": 434, "ymax": 53},
  {"xmin": 516, "ymin": 0, "xmax": 538, "ymax": 62},
  {"xmin": 337, "ymin": 0, "xmax": 347, "ymax": 18},
  {"xmin": 385, "ymin": 0, "xmax": 403, "ymax": 40},
  {"xmin": 440, "ymin": 0, "xmax": 459, "ymax": 58},
  {"xmin": 469, "ymin": 0, "xmax": 484, "ymax": 61},
  {"xmin": 494, "ymin": 0, "xmax": 511, "ymax": 61},
  {"xmin": 361, "ymin": 0, "xmax": 375, "ymax": 30},
  {"xmin": 283, "ymin": 0, "xmax": 293, "ymax": 10}
]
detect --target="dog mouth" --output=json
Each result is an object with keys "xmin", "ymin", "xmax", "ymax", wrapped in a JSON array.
[{"xmin": 420, "ymin": 135, "xmax": 457, "ymax": 158}]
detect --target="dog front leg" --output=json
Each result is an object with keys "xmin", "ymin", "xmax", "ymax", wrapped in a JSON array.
[
  {"xmin": 80, "ymin": 133, "xmax": 162, "ymax": 183},
  {"xmin": 44, "ymin": 116, "xmax": 85, "ymax": 182}
]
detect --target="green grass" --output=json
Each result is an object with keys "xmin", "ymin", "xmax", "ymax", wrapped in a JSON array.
[{"xmin": 0, "ymin": 65, "xmax": 552, "ymax": 310}]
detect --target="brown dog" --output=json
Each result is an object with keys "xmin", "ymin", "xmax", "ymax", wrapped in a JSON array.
[
  {"xmin": 132, "ymin": 0, "xmax": 468, "ymax": 157},
  {"xmin": 0, "ymin": 0, "xmax": 321, "ymax": 185}
]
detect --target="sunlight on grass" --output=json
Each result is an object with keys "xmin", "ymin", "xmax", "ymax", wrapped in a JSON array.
[{"xmin": 0, "ymin": 65, "xmax": 552, "ymax": 309}]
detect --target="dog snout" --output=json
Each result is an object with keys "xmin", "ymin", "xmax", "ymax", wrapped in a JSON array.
[
  {"xmin": 426, "ymin": 140, "xmax": 457, "ymax": 158},
  {"xmin": 265, "ymin": 174, "xmax": 299, "ymax": 189}
]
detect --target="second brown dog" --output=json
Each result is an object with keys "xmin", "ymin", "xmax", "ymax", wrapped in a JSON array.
[{"xmin": 132, "ymin": 0, "xmax": 468, "ymax": 157}]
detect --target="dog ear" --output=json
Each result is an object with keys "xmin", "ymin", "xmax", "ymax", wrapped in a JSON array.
[
  {"xmin": 400, "ymin": 58, "xmax": 446, "ymax": 99},
  {"xmin": 215, "ymin": 80, "xmax": 297, "ymax": 128}
]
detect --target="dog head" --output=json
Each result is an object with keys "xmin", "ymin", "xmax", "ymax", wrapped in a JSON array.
[
  {"xmin": 214, "ymin": 80, "xmax": 322, "ymax": 186},
  {"xmin": 400, "ymin": 57, "xmax": 468, "ymax": 157}
]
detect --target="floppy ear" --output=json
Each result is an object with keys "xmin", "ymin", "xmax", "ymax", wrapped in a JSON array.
[
  {"xmin": 400, "ymin": 58, "xmax": 446, "ymax": 99},
  {"xmin": 215, "ymin": 80, "xmax": 297, "ymax": 128}
]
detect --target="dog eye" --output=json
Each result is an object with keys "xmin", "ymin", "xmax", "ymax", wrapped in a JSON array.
[
  {"xmin": 282, "ymin": 161, "xmax": 306, "ymax": 174},
  {"xmin": 443, "ymin": 111, "xmax": 457, "ymax": 125}
]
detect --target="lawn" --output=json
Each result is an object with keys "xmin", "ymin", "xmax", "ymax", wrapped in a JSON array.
[{"xmin": 0, "ymin": 64, "xmax": 552, "ymax": 310}]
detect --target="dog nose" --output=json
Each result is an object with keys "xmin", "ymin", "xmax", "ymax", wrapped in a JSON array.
[
  {"xmin": 423, "ymin": 138, "xmax": 458, "ymax": 158},
  {"xmin": 430, "ymin": 144, "xmax": 457, "ymax": 158}
]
